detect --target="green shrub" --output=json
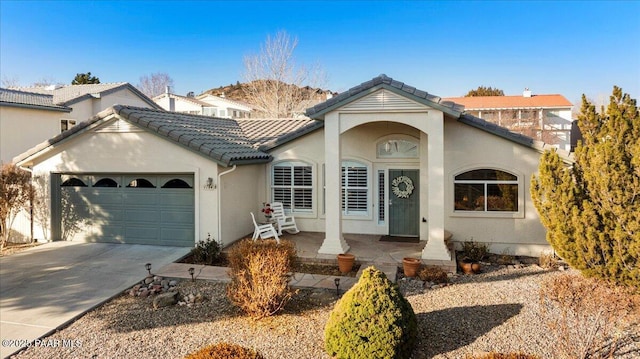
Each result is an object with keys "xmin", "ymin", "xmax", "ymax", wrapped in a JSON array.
[
  {"xmin": 531, "ymin": 87, "xmax": 639, "ymax": 288},
  {"xmin": 184, "ymin": 342, "xmax": 263, "ymax": 359},
  {"xmin": 189, "ymin": 234, "xmax": 222, "ymax": 265},
  {"xmin": 226, "ymin": 239, "xmax": 297, "ymax": 319},
  {"xmin": 324, "ymin": 266, "xmax": 417, "ymax": 359},
  {"xmin": 417, "ymin": 265, "xmax": 449, "ymax": 284},
  {"xmin": 460, "ymin": 240, "xmax": 489, "ymax": 262},
  {"xmin": 466, "ymin": 353, "xmax": 540, "ymax": 359}
]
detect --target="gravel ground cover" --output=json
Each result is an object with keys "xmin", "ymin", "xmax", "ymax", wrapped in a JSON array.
[{"xmin": 12, "ymin": 265, "xmax": 639, "ymax": 359}]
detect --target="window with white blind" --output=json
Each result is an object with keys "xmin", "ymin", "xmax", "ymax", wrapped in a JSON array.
[
  {"xmin": 272, "ymin": 162, "xmax": 313, "ymax": 213},
  {"xmin": 342, "ymin": 161, "xmax": 368, "ymax": 215}
]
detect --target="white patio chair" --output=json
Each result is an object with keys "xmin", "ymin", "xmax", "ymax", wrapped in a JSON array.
[
  {"xmin": 270, "ymin": 202, "xmax": 300, "ymax": 235},
  {"xmin": 250, "ymin": 212, "xmax": 280, "ymax": 244}
]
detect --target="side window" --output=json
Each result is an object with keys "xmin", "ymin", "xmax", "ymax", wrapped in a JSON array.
[
  {"xmin": 341, "ymin": 161, "xmax": 369, "ymax": 215},
  {"xmin": 60, "ymin": 119, "xmax": 76, "ymax": 133},
  {"xmin": 272, "ymin": 161, "xmax": 313, "ymax": 213},
  {"xmin": 454, "ymin": 169, "xmax": 518, "ymax": 212}
]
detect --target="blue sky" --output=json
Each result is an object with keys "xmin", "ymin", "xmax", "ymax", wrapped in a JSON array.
[{"xmin": 1, "ymin": 1, "xmax": 639, "ymax": 105}]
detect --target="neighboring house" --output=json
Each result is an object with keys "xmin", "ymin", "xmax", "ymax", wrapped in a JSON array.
[
  {"xmin": 153, "ymin": 91, "xmax": 252, "ymax": 119},
  {"xmin": 196, "ymin": 93, "xmax": 252, "ymax": 119},
  {"xmin": 0, "ymin": 83, "xmax": 160, "ymax": 164},
  {"xmin": 15, "ymin": 75, "xmax": 571, "ymax": 260},
  {"xmin": 444, "ymin": 90, "xmax": 573, "ymax": 151}
]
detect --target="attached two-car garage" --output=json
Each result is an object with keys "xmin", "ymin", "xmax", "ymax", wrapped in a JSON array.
[{"xmin": 52, "ymin": 174, "xmax": 195, "ymax": 247}]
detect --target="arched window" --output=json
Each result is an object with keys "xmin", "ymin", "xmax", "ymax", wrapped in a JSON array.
[
  {"xmin": 272, "ymin": 161, "xmax": 313, "ymax": 213},
  {"xmin": 94, "ymin": 178, "xmax": 119, "ymax": 187},
  {"xmin": 377, "ymin": 139, "xmax": 418, "ymax": 158},
  {"xmin": 61, "ymin": 178, "xmax": 87, "ymax": 187},
  {"xmin": 161, "ymin": 179, "xmax": 192, "ymax": 188},
  {"xmin": 126, "ymin": 178, "xmax": 155, "ymax": 188},
  {"xmin": 454, "ymin": 169, "xmax": 518, "ymax": 212}
]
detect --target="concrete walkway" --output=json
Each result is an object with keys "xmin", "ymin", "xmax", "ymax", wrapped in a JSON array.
[{"xmin": 0, "ymin": 241, "xmax": 190, "ymax": 358}]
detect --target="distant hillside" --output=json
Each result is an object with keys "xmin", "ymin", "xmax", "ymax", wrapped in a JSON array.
[{"xmin": 201, "ymin": 81, "xmax": 337, "ymax": 106}]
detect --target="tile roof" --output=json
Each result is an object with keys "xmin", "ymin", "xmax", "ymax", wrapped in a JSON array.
[
  {"xmin": 444, "ymin": 94, "xmax": 573, "ymax": 109},
  {"xmin": 305, "ymin": 74, "xmax": 465, "ymax": 118},
  {"xmin": 14, "ymin": 105, "xmax": 272, "ymax": 167},
  {"xmin": 9, "ymin": 83, "xmax": 160, "ymax": 108},
  {"xmin": 0, "ymin": 87, "xmax": 71, "ymax": 112},
  {"xmin": 237, "ymin": 118, "xmax": 324, "ymax": 151}
]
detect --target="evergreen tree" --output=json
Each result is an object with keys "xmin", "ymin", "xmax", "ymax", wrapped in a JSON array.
[
  {"xmin": 531, "ymin": 86, "xmax": 639, "ymax": 288},
  {"xmin": 465, "ymin": 86, "xmax": 504, "ymax": 97},
  {"xmin": 71, "ymin": 72, "xmax": 100, "ymax": 85}
]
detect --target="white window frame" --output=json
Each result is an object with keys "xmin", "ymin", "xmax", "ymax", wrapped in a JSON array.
[
  {"xmin": 271, "ymin": 161, "xmax": 313, "ymax": 214},
  {"xmin": 451, "ymin": 167, "xmax": 524, "ymax": 219},
  {"xmin": 342, "ymin": 160, "xmax": 369, "ymax": 216}
]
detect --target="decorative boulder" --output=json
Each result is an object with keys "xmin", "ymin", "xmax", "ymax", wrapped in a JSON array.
[
  {"xmin": 324, "ymin": 266, "xmax": 417, "ymax": 359},
  {"xmin": 153, "ymin": 291, "xmax": 178, "ymax": 309}
]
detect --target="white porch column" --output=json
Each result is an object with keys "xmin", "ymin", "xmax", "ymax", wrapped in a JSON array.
[
  {"xmin": 319, "ymin": 113, "xmax": 350, "ymax": 254},
  {"xmin": 422, "ymin": 115, "xmax": 451, "ymax": 260}
]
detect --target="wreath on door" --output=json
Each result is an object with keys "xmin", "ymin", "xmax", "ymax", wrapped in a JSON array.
[{"xmin": 391, "ymin": 176, "xmax": 414, "ymax": 198}]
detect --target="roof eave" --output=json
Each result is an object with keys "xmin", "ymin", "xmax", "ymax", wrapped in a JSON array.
[
  {"xmin": 0, "ymin": 101, "xmax": 72, "ymax": 113},
  {"xmin": 257, "ymin": 121, "xmax": 325, "ymax": 152}
]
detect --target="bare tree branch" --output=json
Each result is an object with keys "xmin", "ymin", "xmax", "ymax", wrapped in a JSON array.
[
  {"xmin": 136, "ymin": 72, "xmax": 175, "ymax": 98},
  {"xmin": 242, "ymin": 31, "xmax": 327, "ymax": 118}
]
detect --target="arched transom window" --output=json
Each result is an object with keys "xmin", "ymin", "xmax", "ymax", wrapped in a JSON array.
[{"xmin": 377, "ymin": 139, "xmax": 418, "ymax": 158}]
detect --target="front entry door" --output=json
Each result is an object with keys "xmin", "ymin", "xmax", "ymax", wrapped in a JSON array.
[{"xmin": 388, "ymin": 169, "xmax": 419, "ymax": 237}]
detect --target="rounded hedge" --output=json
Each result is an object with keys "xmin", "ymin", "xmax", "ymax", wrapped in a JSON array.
[{"xmin": 324, "ymin": 266, "xmax": 417, "ymax": 359}]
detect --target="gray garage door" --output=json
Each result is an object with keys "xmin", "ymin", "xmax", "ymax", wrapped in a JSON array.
[{"xmin": 53, "ymin": 174, "xmax": 194, "ymax": 247}]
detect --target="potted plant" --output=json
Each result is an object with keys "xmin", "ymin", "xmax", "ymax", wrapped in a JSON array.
[
  {"xmin": 337, "ymin": 253, "xmax": 355, "ymax": 274},
  {"xmin": 261, "ymin": 202, "xmax": 274, "ymax": 220},
  {"xmin": 458, "ymin": 240, "xmax": 489, "ymax": 274},
  {"xmin": 402, "ymin": 257, "xmax": 422, "ymax": 277}
]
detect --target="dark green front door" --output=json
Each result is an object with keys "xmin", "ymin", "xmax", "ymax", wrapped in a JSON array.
[{"xmin": 389, "ymin": 169, "xmax": 419, "ymax": 237}]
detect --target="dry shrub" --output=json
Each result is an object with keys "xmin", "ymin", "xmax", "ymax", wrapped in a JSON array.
[
  {"xmin": 538, "ymin": 251, "xmax": 559, "ymax": 269},
  {"xmin": 466, "ymin": 352, "xmax": 540, "ymax": 359},
  {"xmin": 417, "ymin": 265, "xmax": 449, "ymax": 284},
  {"xmin": 539, "ymin": 273, "xmax": 639, "ymax": 359},
  {"xmin": 184, "ymin": 342, "xmax": 264, "ymax": 359},
  {"xmin": 226, "ymin": 239, "xmax": 297, "ymax": 319}
]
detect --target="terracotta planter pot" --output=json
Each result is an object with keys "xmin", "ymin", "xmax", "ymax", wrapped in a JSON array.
[
  {"xmin": 459, "ymin": 259, "xmax": 481, "ymax": 274},
  {"xmin": 337, "ymin": 253, "xmax": 355, "ymax": 274},
  {"xmin": 402, "ymin": 257, "xmax": 422, "ymax": 277}
]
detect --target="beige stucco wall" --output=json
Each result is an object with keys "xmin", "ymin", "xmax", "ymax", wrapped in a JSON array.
[
  {"xmin": 70, "ymin": 88, "xmax": 156, "ymax": 123},
  {"xmin": 443, "ymin": 119, "xmax": 548, "ymax": 256},
  {"xmin": 266, "ymin": 116, "xmax": 550, "ymax": 257},
  {"xmin": 24, "ymin": 118, "xmax": 220, "ymax": 246},
  {"xmin": 0, "ymin": 106, "xmax": 67, "ymax": 164},
  {"xmin": 218, "ymin": 164, "xmax": 265, "ymax": 244}
]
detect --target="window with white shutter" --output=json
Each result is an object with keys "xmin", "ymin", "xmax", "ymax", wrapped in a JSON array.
[
  {"xmin": 272, "ymin": 162, "xmax": 313, "ymax": 213},
  {"xmin": 342, "ymin": 161, "xmax": 369, "ymax": 215}
]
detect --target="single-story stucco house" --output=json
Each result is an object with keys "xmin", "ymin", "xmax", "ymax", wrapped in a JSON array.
[{"xmin": 14, "ymin": 75, "xmax": 571, "ymax": 260}]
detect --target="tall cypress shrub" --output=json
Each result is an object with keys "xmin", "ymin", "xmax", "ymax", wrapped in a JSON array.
[{"xmin": 531, "ymin": 86, "xmax": 639, "ymax": 288}]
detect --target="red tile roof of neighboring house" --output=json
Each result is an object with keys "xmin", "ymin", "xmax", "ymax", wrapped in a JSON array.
[{"xmin": 444, "ymin": 94, "xmax": 573, "ymax": 110}]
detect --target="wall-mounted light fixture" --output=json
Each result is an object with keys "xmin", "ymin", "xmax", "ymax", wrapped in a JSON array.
[{"xmin": 204, "ymin": 177, "xmax": 216, "ymax": 190}]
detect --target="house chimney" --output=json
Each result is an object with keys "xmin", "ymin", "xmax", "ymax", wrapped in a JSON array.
[
  {"xmin": 523, "ymin": 88, "xmax": 532, "ymax": 98},
  {"xmin": 165, "ymin": 86, "xmax": 171, "ymax": 94}
]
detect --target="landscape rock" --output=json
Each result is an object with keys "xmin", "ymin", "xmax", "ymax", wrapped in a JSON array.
[{"xmin": 153, "ymin": 291, "xmax": 178, "ymax": 309}]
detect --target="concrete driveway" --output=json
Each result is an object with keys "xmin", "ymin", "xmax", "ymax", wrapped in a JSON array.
[{"xmin": 0, "ymin": 241, "xmax": 191, "ymax": 358}]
